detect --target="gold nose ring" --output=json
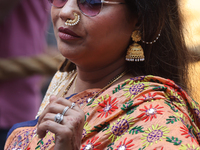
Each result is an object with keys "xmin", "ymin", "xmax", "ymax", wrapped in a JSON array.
[{"xmin": 65, "ymin": 12, "xmax": 80, "ymax": 26}]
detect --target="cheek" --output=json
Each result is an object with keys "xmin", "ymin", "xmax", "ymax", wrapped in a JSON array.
[
  {"xmin": 91, "ymin": 12, "xmax": 133, "ymax": 39},
  {"xmin": 88, "ymin": 15, "xmax": 132, "ymax": 46},
  {"xmin": 51, "ymin": 8, "xmax": 60, "ymax": 40},
  {"xmin": 51, "ymin": 7, "xmax": 59, "ymax": 29}
]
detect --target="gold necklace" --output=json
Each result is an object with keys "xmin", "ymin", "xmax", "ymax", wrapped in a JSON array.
[
  {"xmin": 61, "ymin": 72, "xmax": 77, "ymax": 97},
  {"xmin": 62, "ymin": 70, "xmax": 127, "ymax": 98},
  {"xmin": 82, "ymin": 70, "xmax": 127, "ymax": 109}
]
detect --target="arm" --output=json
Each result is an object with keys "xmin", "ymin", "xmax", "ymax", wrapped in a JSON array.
[{"xmin": 0, "ymin": 0, "xmax": 22, "ymax": 23}]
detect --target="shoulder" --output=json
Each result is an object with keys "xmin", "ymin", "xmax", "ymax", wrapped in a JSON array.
[
  {"xmin": 6, "ymin": 118, "xmax": 39, "ymax": 139},
  {"xmin": 81, "ymin": 75, "xmax": 200, "ymax": 149}
]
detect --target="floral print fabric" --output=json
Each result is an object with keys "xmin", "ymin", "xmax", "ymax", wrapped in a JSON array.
[{"xmin": 5, "ymin": 71, "xmax": 200, "ymax": 150}]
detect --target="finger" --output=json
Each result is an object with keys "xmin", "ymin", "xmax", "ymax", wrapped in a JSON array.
[
  {"xmin": 55, "ymin": 98, "xmax": 81, "ymax": 112},
  {"xmin": 37, "ymin": 119, "xmax": 74, "ymax": 139},
  {"xmin": 38, "ymin": 98, "xmax": 82, "ymax": 125},
  {"xmin": 62, "ymin": 113, "xmax": 85, "ymax": 128},
  {"xmin": 39, "ymin": 107, "xmax": 83, "ymax": 125},
  {"xmin": 47, "ymin": 97, "xmax": 81, "ymax": 114},
  {"xmin": 39, "ymin": 112, "xmax": 55, "ymax": 124},
  {"xmin": 49, "ymin": 95, "xmax": 57, "ymax": 103},
  {"xmin": 38, "ymin": 103, "xmax": 62, "ymax": 124}
]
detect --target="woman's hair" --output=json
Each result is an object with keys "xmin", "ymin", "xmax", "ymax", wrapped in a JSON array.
[{"xmin": 59, "ymin": 0, "xmax": 191, "ymax": 92}]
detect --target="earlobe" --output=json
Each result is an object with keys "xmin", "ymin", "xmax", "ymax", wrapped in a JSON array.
[{"xmin": 129, "ymin": 14, "xmax": 140, "ymax": 32}]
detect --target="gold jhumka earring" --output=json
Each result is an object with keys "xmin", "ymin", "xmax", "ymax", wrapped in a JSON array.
[
  {"xmin": 65, "ymin": 12, "xmax": 80, "ymax": 26},
  {"xmin": 126, "ymin": 30, "xmax": 145, "ymax": 62}
]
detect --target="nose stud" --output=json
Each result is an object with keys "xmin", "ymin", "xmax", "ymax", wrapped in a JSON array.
[{"xmin": 65, "ymin": 12, "xmax": 80, "ymax": 26}]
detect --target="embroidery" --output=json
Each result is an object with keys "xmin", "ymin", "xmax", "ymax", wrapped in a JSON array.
[
  {"xmin": 153, "ymin": 147, "xmax": 164, "ymax": 150},
  {"xmin": 126, "ymin": 105, "xmax": 139, "ymax": 115},
  {"xmin": 113, "ymin": 83, "xmax": 126, "ymax": 94},
  {"xmin": 165, "ymin": 90, "xmax": 185, "ymax": 107},
  {"xmin": 197, "ymin": 132, "xmax": 200, "ymax": 143},
  {"xmin": 150, "ymin": 78, "xmax": 163, "ymax": 84},
  {"xmin": 180, "ymin": 125, "xmax": 198, "ymax": 144},
  {"xmin": 81, "ymin": 136, "xmax": 101, "ymax": 150},
  {"xmin": 166, "ymin": 116, "xmax": 178, "ymax": 124},
  {"xmin": 191, "ymin": 102, "xmax": 200, "ymax": 122},
  {"xmin": 102, "ymin": 123, "xmax": 110, "ymax": 132},
  {"xmin": 85, "ymin": 112, "xmax": 90, "ymax": 121},
  {"xmin": 138, "ymin": 147, "xmax": 146, "ymax": 150},
  {"xmin": 123, "ymin": 82, "xmax": 147, "ymax": 99},
  {"xmin": 137, "ymin": 104, "xmax": 164, "ymax": 122},
  {"xmin": 191, "ymin": 99, "xmax": 200, "ymax": 107},
  {"xmin": 91, "ymin": 94, "xmax": 109, "ymax": 108},
  {"xmin": 164, "ymin": 101, "xmax": 178, "ymax": 112},
  {"xmin": 137, "ymin": 92, "xmax": 163, "ymax": 101},
  {"xmin": 166, "ymin": 136, "xmax": 182, "ymax": 145},
  {"xmin": 106, "ymin": 115, "xmax": 135, "ymax": 142},
  {"xmin": 141, "ymin": 124, "xmax": 169, "ymax": 147},
  {"xmin": 174, "ymin": 113, "xmax": 187, "ymax": 126},
  {"xmin": 125, "ymin": 76, "xmax": 146, "ymax": 84},
  {"xmin": 179, "ymin": 144, "xmax": 200, "ymax": 150},
  {"xmin": 82, "ymin": 122, "xmax": 91, "ymax": 139},
  {"xmin": 6, "ymin": 128, "xmax": 36, "ymax": 150},
  {"xmin": 97, "ymin": 96, "xmax": 118, "ymax": 118},
  {"xmin": 129, "ymin": 125, "xmax": 144, "ymax": 134},
  {"xmin": 194, "ymin": 128, "xmax": 200, "ymax": 143},
  {"xmin": 91, "ymin": 122, "xmax": 109, "ymax": 133},
  {"xmin": 35, "ymin": 131, "xmax": 55, "ymax": 150},
  {"xmin": 121, "ymin": 100, "xmax": 134, "ymax": 111},
  {"xmin": 75, "ymin": 91, "xmax": 99, "ymax": 106},
  {"xmin": 106, "ymin": 143, "xmax": 114, "ymax": 150},
  {"xmin": 152, "ymin": 86, "xmax": 167, "ymax": 92},
  {"xmin": 115, "ymin": 138, "xmax": 135, "ymax": 150}
]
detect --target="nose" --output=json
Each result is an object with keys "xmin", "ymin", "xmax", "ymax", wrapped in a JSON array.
[{"xmin": 59, "ymin": 0, "xmax": 80, "ymax": 22}]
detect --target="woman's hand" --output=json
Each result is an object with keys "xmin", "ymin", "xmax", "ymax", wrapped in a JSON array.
[{"xmin": 37, "ymin": 95, "xmax": 85, "ymax": 150}]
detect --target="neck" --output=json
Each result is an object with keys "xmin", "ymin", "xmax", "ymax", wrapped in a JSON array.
[{"xmin": 72, "ymin": 59, "xmax": 131, "ymax": 93}]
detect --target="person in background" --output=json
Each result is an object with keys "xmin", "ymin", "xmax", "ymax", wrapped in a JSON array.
[
  {"xmin": 4, "ymin": 0, "xmax": 200, "ymax": 149},
  {"xmin": 0, "ymin": 0, "xmax": 50, "ymax": 149}
]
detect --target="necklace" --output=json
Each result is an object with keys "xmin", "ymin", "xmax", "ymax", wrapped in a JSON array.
[
  {"xmin": 61, "ymin": 72, "xmax": 77, "ymax": 97},
  {"xmin": 62, "ymin": 70, "xmax": 127, "ymax": 99},
  {"xmin": 82, "ymin": 70, "xmax": 127, "ymax": 108},
  {"xmin": 25, "ymin": 70, "xmax": 127, "ymax": 150}
]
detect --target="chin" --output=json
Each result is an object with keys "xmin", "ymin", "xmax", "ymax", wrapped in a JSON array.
[{"xmin": 59, "ymin": 48, "xmax": 79, "ymax": 62}]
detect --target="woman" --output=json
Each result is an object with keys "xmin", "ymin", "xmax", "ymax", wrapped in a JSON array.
[{"xmin": 4, "ymin": 0, "xmax": 200, "ymax": 149}]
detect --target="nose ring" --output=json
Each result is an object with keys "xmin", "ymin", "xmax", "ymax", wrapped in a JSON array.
[{"xmin": 65, "ymin": 12, "xmax": 80, "ymax": 26}]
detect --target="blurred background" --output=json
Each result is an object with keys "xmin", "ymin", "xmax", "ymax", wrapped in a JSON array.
[
  {"xmin": 0, "ymin": 0, "xmax": 64, "ymax": 149},
  {"xmin": 181, "ymin": 0, "xmax": 200, "ymax": 102},
  {"xmin": 0, "ymin": 0, "xmax": 200, "ymax": 149}
]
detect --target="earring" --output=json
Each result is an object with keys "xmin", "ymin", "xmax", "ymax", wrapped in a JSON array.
[
  {"xmin": 126, "ymin": 30, "xmax": 145, "ymax": 62},
  {"xmin": 65, "ymin": 12, "xmax": 80, "ymax": 26}
]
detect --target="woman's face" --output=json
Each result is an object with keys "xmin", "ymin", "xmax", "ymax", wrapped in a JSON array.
[{"xmin": 51, "ymin": 0, "xmax": 138, "ymax": 70}]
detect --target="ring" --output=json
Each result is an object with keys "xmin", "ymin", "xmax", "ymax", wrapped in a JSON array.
[
  {"xmin": 71, "ymin": 103, "xmax": 76, "ymax": 109},
  {"xmin": 54, "ymin": 113, "xmax": 63, "ymax": 124},
  {"xmin": 61, "ymin": 103, "xmax": 76, "ymax": 116},
  {"xmin": 62, "ymin": 106, "xmax": 69, "ymax": 116}
]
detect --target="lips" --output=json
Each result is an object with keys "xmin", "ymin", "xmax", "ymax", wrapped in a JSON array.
[{"xmin": 58, "ymin": 27, "xmax": 80, "ymax": 40}]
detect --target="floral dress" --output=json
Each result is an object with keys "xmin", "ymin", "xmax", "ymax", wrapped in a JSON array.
[{"xmin": 4, "ymin": 71, "xmax": 200, "ymax": 150}]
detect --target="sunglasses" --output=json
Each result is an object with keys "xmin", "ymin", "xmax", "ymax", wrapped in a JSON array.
[{"xmin": 48, "ymin": 0, "xmax": 125, "ymax": 17}]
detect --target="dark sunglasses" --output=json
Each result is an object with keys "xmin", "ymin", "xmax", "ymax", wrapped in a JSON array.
[{"xmin": 48, "ymin": 0, "xmax": 124, "ymax": 17}]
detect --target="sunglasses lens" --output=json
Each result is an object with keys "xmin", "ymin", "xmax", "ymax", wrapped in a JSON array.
[
  {"xmin": 48, "ymin": 0, "xmax": 67, "ymax": 8},
  {"xmin": 78, "ymin": 0, "xmax": 102, "ymax": 17}
]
